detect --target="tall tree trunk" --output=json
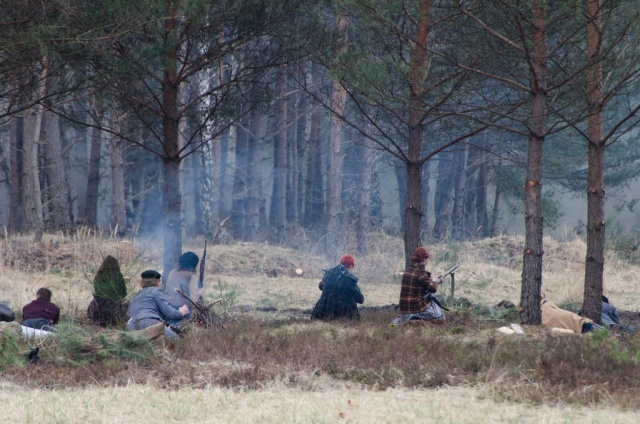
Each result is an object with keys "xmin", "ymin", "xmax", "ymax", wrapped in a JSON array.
[
  {"xmin": 394, "ymin": 160, "xmax": 408, "ymax": 233},
  {"xmin": 201, "ymin": 129, "xmax": 221, "ymax": 239},
  {"xmin": 131, "ymin": 134, "xmax": 146, "ymax": 230},
  {"xmin": 22, "ymin": 106, "xmax": 45, "ymax": 242},
  {"xmin": 582, "ymin": 0, "xmax": 605, "ymax": 324},
  {"xmin": 286, "ymin": 80, "xmax": 299, "ymax": 224},
  {"xmin": 326, "ymin": 12, "xmax": 349, "ymax": 256},
  {"xmin": 42, "ymin": 110, "xmax": 71, "ymax": 232},
  {"xmin": 85, "ymin": 97, "xmax": 103, "ymax": 228},
  {"xmin": 161, "ymin": 7, "xmax": 183, "ymax": 280},
  {"xmin": 452, "ymin": 146, "xmax": 468, "ymax": 241},
  {"xmin": 8, "ymin": 110, "xmax": 21, "ymax": 234},
  {"xmin": 403, "ymin": 0, "xmax": 431, "ymax": 265},
  {"xmin": 464, "ymin": 149, "xmax": 477, "ymax": 238},
  {"xmin": 109, "ymin": 133, "xmax": 127, "ymax": 236},
  {"xmin": 520, "ymin": 1, "xmax": 547, "ymax": 325},
  {"xmin": 246, "ymin": 110, "xmax": 267, "ymax": 242},
  {"xmin": 231, "ymin": 114, "xmax": 250, "ymax": 240},
  {"xmin": 355, "ymin": 134, "xmax": 373, "ymax": 255},
  {"xmin": 200, "ymin": 144, "xmax": 216, "ymax": 237},
  {"xmin": 421, "ymin": 160, "xmax": 431, "ymax": 234},
  {"xmin": 432, "ymin": 152, "xmax": 454, "ymax": 241},
  {"xmin": 303, "ymin": 64, "xmax": 325, "ymax": 230},
  {"xmin": 219, "ymin": 128, "xmax": 231, "ymax": 217},
  {"xmin": 271, "ymin": 67, "xmax": 288, "ymax": 243},
  {"xmin": 178, "ymin": 80, "xmax": 191, "ymax": 238},
  {"xmin": 296, "ymin": 61, "xmax": 308, "ymax": 221},
  {"xmin": 475, "ymin": 152, "xmax": 489, "ymax": 237},
  {"xmin": 490, "ymin": 165, "xmax": 501, "ymax": 237}
]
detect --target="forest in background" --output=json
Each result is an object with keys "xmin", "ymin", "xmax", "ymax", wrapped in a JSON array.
[{"xmin": 2, "ymin": 0, "xmax": 640, "ymax": 324}]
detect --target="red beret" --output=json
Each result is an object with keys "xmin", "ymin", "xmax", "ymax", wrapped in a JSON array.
[
  {"xmin": 340, "ymin": 254, "xmax": 355, "ymax": 268},
  {"xmin": 410, "ymin": 246, "xmax": 430, "ymax": 262}
]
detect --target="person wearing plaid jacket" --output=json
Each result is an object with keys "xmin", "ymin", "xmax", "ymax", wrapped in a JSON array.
[
  {"xmin": 311, "ymin": 254, "xmax": 364, "ymax": 321},
  {"xmin": 392, "ymin": 246, "xmax": 445, "ymax": 325}
]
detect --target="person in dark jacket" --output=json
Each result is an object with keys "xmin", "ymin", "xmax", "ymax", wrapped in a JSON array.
[
  {"xmin": 311, "ymin": 254, "xmax": 364, "ymax": 321},
  {"xmin": 0, "ymin": 302, "xmax": 16, "ymax": 322},
  {"xmin": 163, "ymin": 251, "xmax": 201, "ymax": 326},
  {"xmin": 87, "ymin": 255, "xmax": 128, "ymax": 326},
  {"xmin": 600, "ymin": 295, "xmax": 635, "ymax": 332},
  {"xmin": 21, "ymin": 288, "xmax": 60, "ymax": 331},
  {"xmin": 127, "ymin": 270, "xmax": 189, "ymax": 339},
  {"xmin": 392, "ymin": 246, "xmax": 445, "ymax": 325}
]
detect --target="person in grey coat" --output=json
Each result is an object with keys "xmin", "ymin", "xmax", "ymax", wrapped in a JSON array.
[
  {"xmin": 127, "ymin": 270, "xmax": 189, "ymax": 339},
  {"xmin": 163, "ymin": 251, "xmax": 201, "ymax": 326}
]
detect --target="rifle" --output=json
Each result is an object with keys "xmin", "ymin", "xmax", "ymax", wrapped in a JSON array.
[
  {"xmin": 436, "ymin": 263, "xmax": 460, "ymax": 302},
  {"xmin": 436, "ymin": 263, "xmax": 460, "ymax": 282},
  {"xmin": 198, "ymin": 240, "xmax": 207, "ymax": 303}
]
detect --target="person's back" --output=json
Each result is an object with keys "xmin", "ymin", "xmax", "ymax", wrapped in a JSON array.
[
  {"xmin": 164, "ymin": 269, "xmax": 197, "ymax": 309},
  {"xmin": 311, "ymin": 255, "xmax": 363, "ymax": 321},
  {"xmin": 88, "ymin": 255, "xmax": 128, "ymax": 326},
  {"xmin": 128, "ymin": 286, "xmax": 173, "ymax": 327},
  {"xmin": 163, "ymin": 252, "xmax": 200, "ymax": 327},
  {"xmin": 127, "ymin": 270, "xmax": 188, "ymax": 339},
  {"xmin": 22, "ymin": 288, "xmax": 60, "ymax": 330},
  {"xmin": 93, "ymin": 255, "xmax": 127, "ymax": 301}
]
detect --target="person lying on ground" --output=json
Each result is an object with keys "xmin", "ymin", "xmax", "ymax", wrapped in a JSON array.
[
  {"xmin": 311, "ymin": 254, "xmax": 364, "ymax": 321},
  {"xmin": 21, "ymin": 288, "xmax": 60, "ymax": 331},
  {"xmin": 392, "ymin": 246, "xmax": 446, "ymax": 325},
  {"xmin": 87, "ymin": 255, "xmax": 128, "ymax": 327},
  {"xmin": 541, "ymin": 296, "xmax": 602, "ymax": 333},
  {"xmin": 598, "ymin": 295, "xmax": 635, "ymax": 332},
  {"xmin": 0, "ymin": 302, "xmax": 16, "ymax": 322},
  {"xmin": 163, "ymin": 251, "xmax": 202, "ymax": 326},
  {"xmin": 127, "ymin": 270, "xmax": 189, "ymax": 339}
]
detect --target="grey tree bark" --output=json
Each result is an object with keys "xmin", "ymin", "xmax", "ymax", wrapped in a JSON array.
[
  {"xmin": 271, "ymin": 66, "xmax": 288, "ymax": 243},
  {"xmin": 85, "ymin": 97, "xmax": 103, "ymax": 228},
  {"xmin": 8, "ymin": 109, "xmax": 20, "ymax": 234},
  {"xmin": 520, "ymin": 1, "xmax": 547, "ymax": 325},
  {"xmin": 246, "ymin": 110, "xmax": 268, "ymax": 242},
  {"xmin": 109, "ymin": 132, "xmax": 127, "ymax": 236},
  {"xmin": 452, "ymin": 146, "xmax": 468, "ymax": 241},
  {"xmin": 22, "ymin": 105, "xmax": 45, "ymax": 242},
  {"xmin": 326, "ymin": 12, "xmax": 349, "ymax": 256},
  {"xmin": 303, "ymin": 64, "xmax": 324, "ymax": 231},
  {"xmin": 231, "ymin": 114, "xmax": 250, "ymax": 240},
  {"xmin": 42, "ymin": 110, "xmax": 72, "ymax": 232},
  {"xmin": 432, "ymin": 152, "xmax": 454, "ymax": 241}
]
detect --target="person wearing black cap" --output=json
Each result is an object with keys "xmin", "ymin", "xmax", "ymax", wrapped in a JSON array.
[
  {"xmin": 163, "ymin": 251, "xmax": 201, "ymax": 326},
  {"xmin": 127, "ymin": 270, "xmax": 189, "ymax": 339}
]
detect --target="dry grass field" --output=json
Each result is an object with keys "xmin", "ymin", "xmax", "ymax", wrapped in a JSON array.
[{"xmin": 2, "ymin": 230, "xmax": 640, "ymax": 423}]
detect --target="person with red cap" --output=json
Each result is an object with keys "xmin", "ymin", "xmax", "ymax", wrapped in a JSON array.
[
  {"xmin": 392, "ymin": 246, "xmax": 446, "ymax": 324},
  {"xmin": 311, "ymin": 254, "xmax": 364, "ymax": 320}
]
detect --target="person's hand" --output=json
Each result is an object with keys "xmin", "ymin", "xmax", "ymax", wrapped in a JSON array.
[
  {"xmin": 178, "ymin": 305, "xmax": 189, "ymax": 316},
  {"xmin": 435, "ymin": 276, "xmax": 444, "ymax": 285}
]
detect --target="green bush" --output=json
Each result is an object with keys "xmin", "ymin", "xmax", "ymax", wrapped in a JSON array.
[{"xmin": 0, "ymin": 328, "xmax": 26, "ymax": 368}]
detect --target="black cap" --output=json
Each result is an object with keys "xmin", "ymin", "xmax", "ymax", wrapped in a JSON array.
[{"xmin": 141, "ymin": 270, "xmax": 161, "ymax": 279}]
